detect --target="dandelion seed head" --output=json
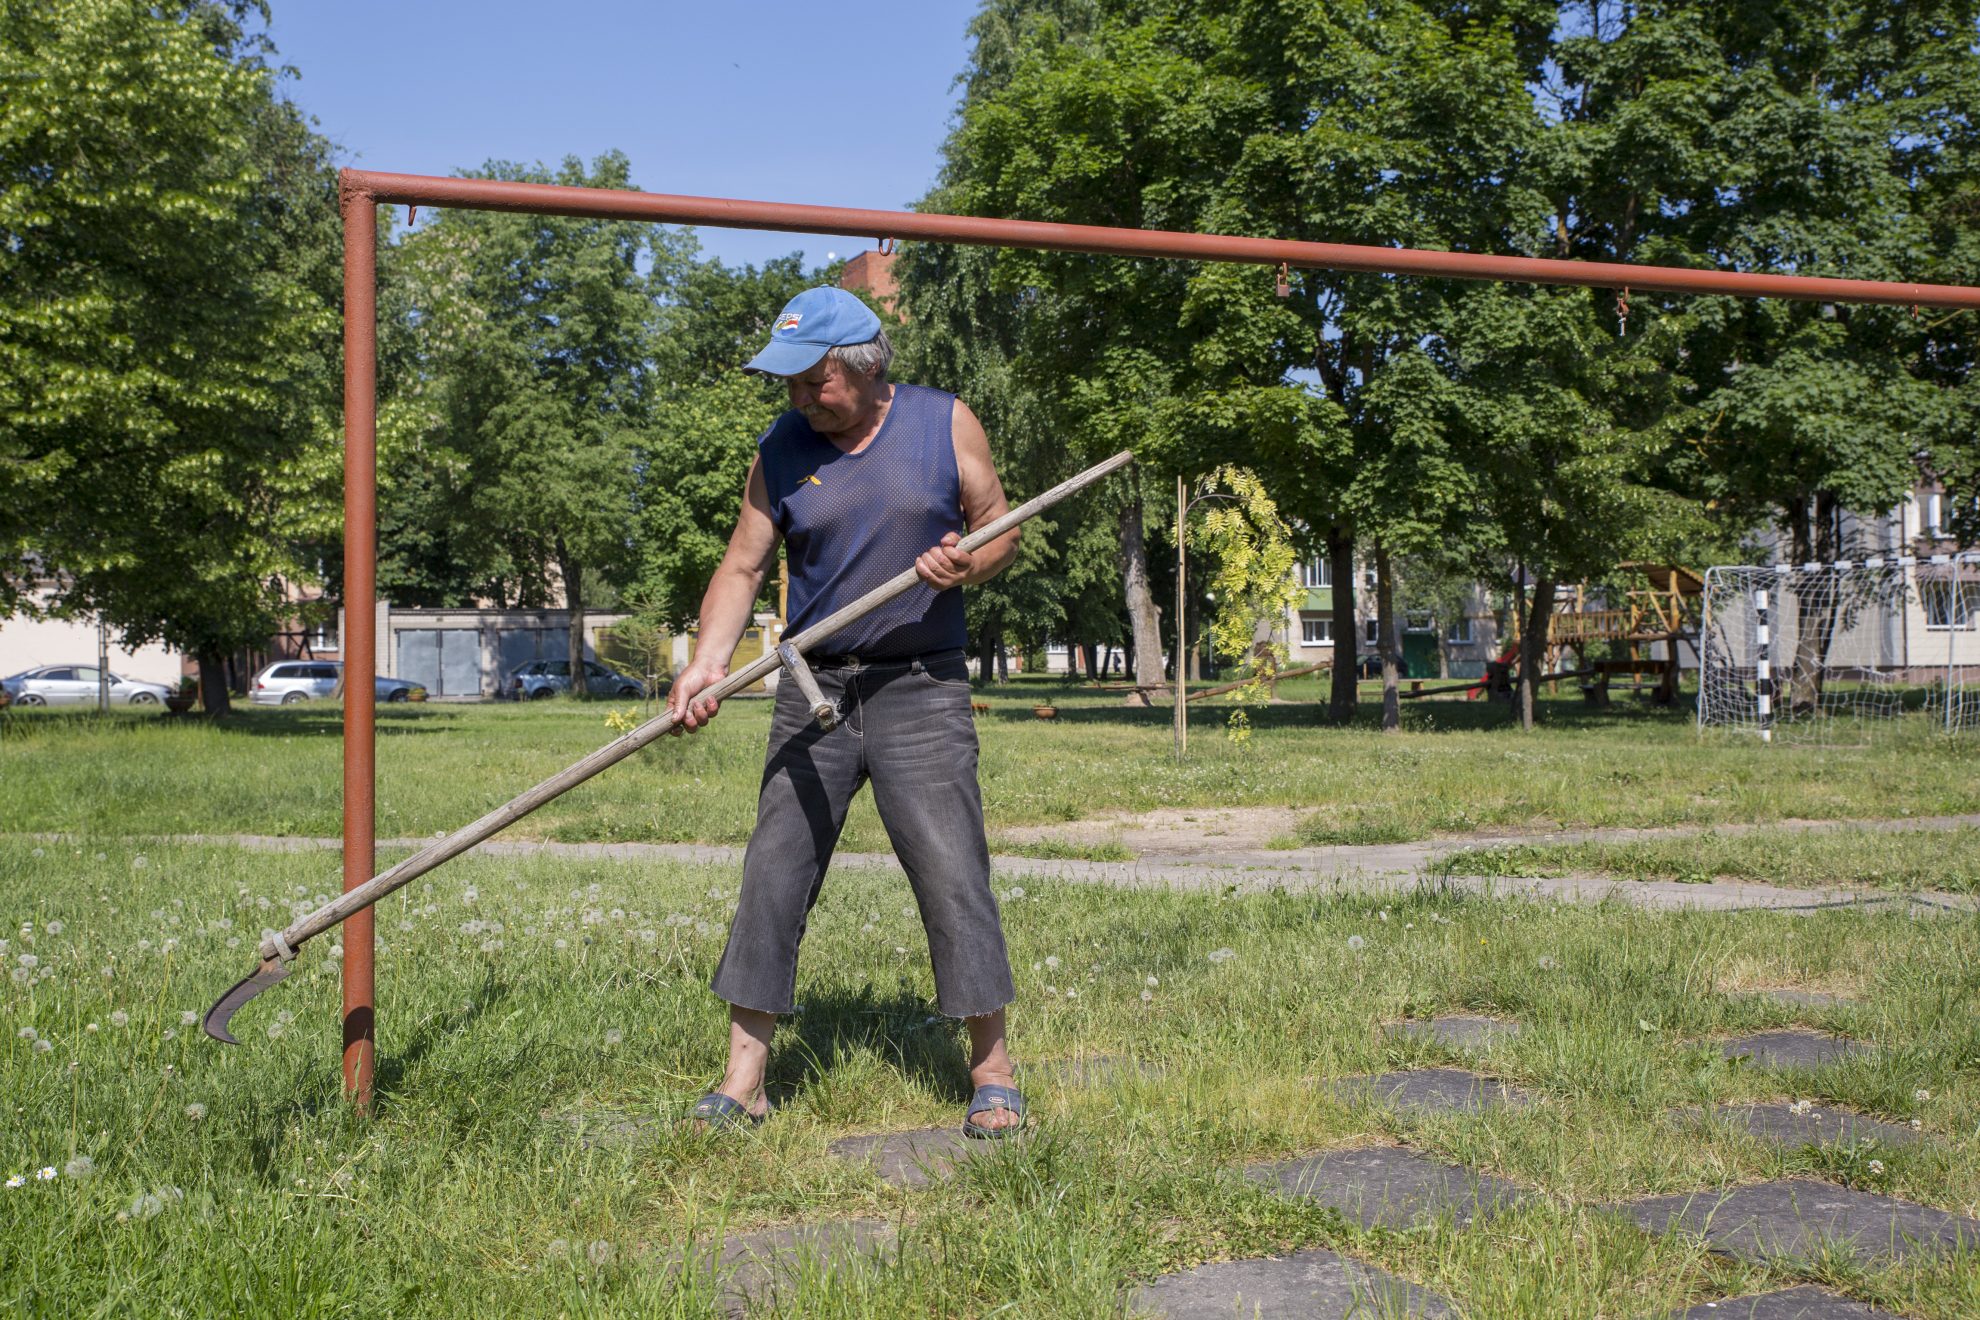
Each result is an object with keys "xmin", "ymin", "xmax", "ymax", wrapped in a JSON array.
[
  {"xmin": 1207, "ymin": 947, "xmax": 1235, "ymax": 964},
  {"xmin": 16, "ymin": 1027, "xmax": 36, "ymax": 1041},
  {"xmin": 33, "ymin": 1039, "xmax": 52, "ymax": 1054},
  {"xmin": 44, "ymin": 920, "xmax": 63, "ymax": 936},
  {"xmin": 1009, "ymin": 887, "xmax": 1026, "ymax": 899},
  {"xmin": 109, "ymin": 1011, "xmax": 128, "ymax": 1028},
  {"xmin": 1146, "ymin": 975, "xmax": 1159, "ymax": 987},
  {"xmin": 180, "ymin": 1012, "xmax": 197, "ymax": 1027},
  {"xmin": 16, "ymin": 954, "xmax": 37, "ymax": 970},
  {"xmin": 1044, "ymin": 956, "xmax": 1061, "ymax": 970},
  {"xmin": 132, "ymin": 856, "xmax": 147, "ymax": 870},
  {"xmin": 30, "ymin": 848, "xmax": 43, "ymax": 859},
  {"xmin": 547, "ymin": 1237, "xmax": 570, "ymax": 1259},
  {"xmin": 185, "ymin": 1103, "xmax": 205, "ymax": 1121},
  {"xmin": 602, "ymin": 1028, "xmax": 623, "ymax": 1047},
  {"xmin": 63, "ymin": 1156, "xmax": 93, "ymax": 1179},
  {"xmin": 587, "ymin": 1240, "xmax": 614, "ymax": 1266},
  {"xmin": 1347, "ymin": 935, "xmax": 1366, "ymax": 951},
  {"xmin": 131, "ymin": 1192, "xmax": 164, "ymax": 1219},
  {"xmin": 1140, "ymin": 990, "xmax": 1153, "ymax": 1003}
]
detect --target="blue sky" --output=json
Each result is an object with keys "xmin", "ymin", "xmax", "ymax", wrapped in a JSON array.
[{"xmin": 263, "ymin": 1, "xmax": 977, "ymax": 269}]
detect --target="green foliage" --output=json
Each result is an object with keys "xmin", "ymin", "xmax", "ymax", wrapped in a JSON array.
[
  {"xmin": 0, "ymin": 0, "xmax": 341, "ymax": 688},
  {"xmin": 1188, "ymin": 467, "xmax": 1300, "ymax": 727}
]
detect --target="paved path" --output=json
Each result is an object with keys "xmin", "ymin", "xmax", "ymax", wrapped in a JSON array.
[{"xmin": 38, "ymin": 816, "xmax": 1974, "ymax": 915}]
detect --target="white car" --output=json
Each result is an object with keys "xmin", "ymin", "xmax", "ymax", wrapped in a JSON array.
[
  {"xmin": 250, "ymin": 660, "xmax": 427, "ymax": 705},
  {"xmin": 0, "ymin": 665, "xmax": 173, "ymax": 707}
]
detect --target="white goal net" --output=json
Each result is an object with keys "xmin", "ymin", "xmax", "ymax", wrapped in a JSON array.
[{"xmin": 1698, "ymin": 556, "xmax": 1980, "ymax": 742}]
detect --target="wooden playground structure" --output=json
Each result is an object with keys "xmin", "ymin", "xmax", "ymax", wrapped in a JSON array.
[{"xmin": 1476, "ymin": 563, "xmax": 1706, "ymax": 706}]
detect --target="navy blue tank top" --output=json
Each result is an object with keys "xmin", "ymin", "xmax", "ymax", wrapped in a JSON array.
[{"xmin": 758, "ymin": 383, "xmax": 968, "ymax": 657}]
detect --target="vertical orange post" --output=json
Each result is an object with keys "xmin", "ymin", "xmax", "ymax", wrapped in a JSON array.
[{"xmin": 339, "ymin": 181, "xmax": 378, "ymax": 1111}]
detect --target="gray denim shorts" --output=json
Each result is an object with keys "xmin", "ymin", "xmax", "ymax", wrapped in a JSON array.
[{"xmin": 710, "ymin": 650, "xmax": 1016, "ymax": 1018}]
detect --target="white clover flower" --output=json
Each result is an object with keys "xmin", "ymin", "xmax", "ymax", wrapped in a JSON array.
[
  {"xmin": 586, "ymin": 1240, "xmax": 614, "ymax": 1266},
  {"xmin": 36, "ymin": 1167, "xmax": 56, "ymax": 1181},
  {"xmin": 893, "ymin": 946, "xmax": 908, "ymax": 956},
  {"xmin": 1065, "ymin": 988, "xmax": 1078, "ymax": 999},
  {"xmin": 1914, "ymin": 1088, "xmax": 1931, "ymax": 1103},
  {"xmin": 1867, "ymin": 1159, "xmax": 1885, "ymax": 1175},
  {"xmin": 1207, "ymin": 947, "xmax": 1235, "ymax": 964},
  {"xmin": 1347, "ymin": 935, "xmax": 1366, "ymax": 951},
  {"xmin": 1789, "ymin": 1099, "xmax": 1813, "ymax": 1116},
  {"xmin": 109, "ymin": 1011, "xmax": 128, "ymax": 1028},
  {"xmin": 602, "ymin": 1028, "xmax": 623, "ymax": 1047},
  {"xmin": 85, "ymin": 1023, "xmax": 98, "ymax": 1034},
  {"xmin": 63, "ymin": 1156, "xmax": 93, "ymax": 1179},
  {"xmin": 185, "ymin": 1103, "xmax": 206, "ymax": 1121},
  {"xmin": 1909, "ymin": 1118, "xmax": 1923, "ymax": 1131}
]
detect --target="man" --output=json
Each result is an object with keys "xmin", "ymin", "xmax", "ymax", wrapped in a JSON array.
[{"xmin": 667, "ymin": 286, "xmax": 1025, "ymax": 1137}]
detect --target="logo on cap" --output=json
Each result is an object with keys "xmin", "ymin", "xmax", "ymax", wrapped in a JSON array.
[{"xmin": 775, "ymin": 312, "xmax": 803, "ymax": 334}]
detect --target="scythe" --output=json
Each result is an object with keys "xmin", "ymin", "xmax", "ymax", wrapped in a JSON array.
[{"xmin": 204, "ymin": 449, "xmax": 1135, "ymax": 1044}]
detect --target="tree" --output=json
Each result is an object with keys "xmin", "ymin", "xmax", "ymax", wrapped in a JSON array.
[
  {"xmin": 0, "ymin": 0, "xmax": 343, "ymax": 714},
  {"xmin": 381, "ymin": 153, "xmax": 663, "ymax": 694}
]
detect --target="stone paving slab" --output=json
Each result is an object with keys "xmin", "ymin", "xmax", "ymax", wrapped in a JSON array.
[
  {"xmin": 670, "ymin": 1218, "xmax": 895, "ymax": 1317},
  {"xmin": 1721, "ymin": 1030, "xmax": 1871, "ymax": 1069},
  {"xmin": 829, "ymin": 1127, "xmax": 1014, "ymax": 1188},
  {"xmin": 1670, "ymin": 1286, "xmax": 1900, "ymax": 1318},
  {"xmin": 1614, "ymin": 1178, "xmax": 1980, "ymax": 1264},
  {"xmin": 1329, "ymin": 1067, "xmax": 1535, "ymax": 1114},
  {"xmin": 1247, "ymin": 1145, "xmax": 1526, "ymax": 1230},
  {"xmin": 1133, "ymin": 1246, "xmax": 1456, "ymax": 1318},
  {"xmin": 1388, "ymin": 1015, "xmax": 1522, "ymax": 1051},
  {"xmin": 1698, "ymin": 1103, "xmax": 1921, "ymax": 1152}
]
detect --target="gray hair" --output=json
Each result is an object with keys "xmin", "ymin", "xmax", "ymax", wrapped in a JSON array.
[{"xmin": 827, "ymin": 328, "xmax": 894, "ymax": 380}]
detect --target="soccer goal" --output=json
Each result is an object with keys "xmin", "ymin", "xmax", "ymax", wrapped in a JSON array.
[{"xmin": 1698, "ymin": 556, "xmax": 1980, "ymax": 741}]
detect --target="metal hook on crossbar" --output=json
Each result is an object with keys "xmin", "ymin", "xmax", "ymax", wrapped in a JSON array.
[{"xmin": 877, "ymin": 236, "xmax": 898, "ymax": 256}]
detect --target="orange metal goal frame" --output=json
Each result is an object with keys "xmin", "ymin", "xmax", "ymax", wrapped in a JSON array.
[{"xmin": 333, "ymin": 167, "xmax": 1980, "ymax": 1107}]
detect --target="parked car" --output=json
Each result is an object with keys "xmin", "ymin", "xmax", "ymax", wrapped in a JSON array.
[
  {"xmin": 250, "ymin": 660, "xmax": 428, "ymax": 705},
  {"xmin": 0, "ymin": 665, "xmax": 174, "ymax": 707},
  {"xmin": 505, "ymin": 658, "xmax": 651, "ymax": 700}
]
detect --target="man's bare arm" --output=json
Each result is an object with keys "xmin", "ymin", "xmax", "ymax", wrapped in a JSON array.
[
  {"xmin": 914, "ymin": 400, "xmax": 1020, "ymax": 591},
  {"xmin": 669, "ymin": 457, "xmax": 779, "ymax": 731}
]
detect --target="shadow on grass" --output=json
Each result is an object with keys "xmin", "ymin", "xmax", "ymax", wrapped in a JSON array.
[{"xmin": 767, "ymin": 984, "xmax": 973, "ymax": 1108}]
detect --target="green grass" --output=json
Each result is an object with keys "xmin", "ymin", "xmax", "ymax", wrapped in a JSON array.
[
  {"xmin": 3, "ymin": 837, "xmax": 1977, "ymax": 1316},
  {"xmin": 4, "ymin": 682, "xmax": 1977, "ymax": 855},
  {"xmin": 1433, "ymin": 827, "xmax": 1980, "ymax": 895}
]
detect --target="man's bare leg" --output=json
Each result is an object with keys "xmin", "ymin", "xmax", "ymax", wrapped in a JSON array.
[
  {"xmin": 965, "ymin": 1008, "xmax": 1020, "ymax": 1131},
  {"xmin": 706, "ymin": 1005, "xmax": 775, "ymax": 1121}
]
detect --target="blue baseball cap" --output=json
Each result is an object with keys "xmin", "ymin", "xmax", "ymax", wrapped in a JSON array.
[{"xmin": 743, "ymin": 286, "xmax": 882, "ymax": 377}]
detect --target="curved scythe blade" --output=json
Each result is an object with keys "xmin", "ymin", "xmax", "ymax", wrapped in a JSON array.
[{"xmin": 202, "ymin": 957, "xmax": 292, "ymax": 1044}]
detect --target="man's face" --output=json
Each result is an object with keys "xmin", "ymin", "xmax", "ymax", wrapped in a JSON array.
[{"xmin": 784, "ymin": 356, "xmax": 874, "ymax": 434}]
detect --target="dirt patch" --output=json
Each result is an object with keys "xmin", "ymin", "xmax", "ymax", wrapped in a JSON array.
[{"xmin": 996, "ymin": 806, "xmax": 1306, "ymax": 858}]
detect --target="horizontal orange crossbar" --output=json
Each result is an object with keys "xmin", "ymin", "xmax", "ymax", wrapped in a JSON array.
[{"xmin": 345, "ymin": 169, "xmax": 1980, "ymax": 311}]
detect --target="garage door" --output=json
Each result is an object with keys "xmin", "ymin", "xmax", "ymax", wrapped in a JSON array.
[{"xmin": 396, "ymin": 630, "xmax": 484, "ymax": 698}]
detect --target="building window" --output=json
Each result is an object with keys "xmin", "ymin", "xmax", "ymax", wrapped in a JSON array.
[
  {"xmin": 1922, "ymin": 580, "xmax": 1977, "ymax": 630},
  {"xmin": 310, "ymin": 616, "xmax": 339, "ymax": 651},
  {"xmin": 1927, "ymin": 492, "xmax": 1945, "ymax": 537},
  {"xmin": 1364, "ymin": 618, "xmax": 1379, "ymax": 645},
  {"xmin": 1446, "ymin": 617, "xmax": 1474, "ymax": 644},
  {"xmin": 1300, "ymin": 614, "xmax": 1333, "ymax": 645},
  {"xmin": 1298, "ymin": 558, "xmax": 1332, "ymax": 589}
]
